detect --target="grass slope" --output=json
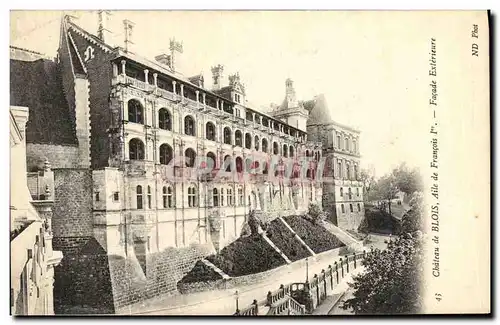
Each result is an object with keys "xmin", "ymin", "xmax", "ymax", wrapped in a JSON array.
[{"xmin": 266, "ymin": 219, "xmax": 312, "ymax": 262}]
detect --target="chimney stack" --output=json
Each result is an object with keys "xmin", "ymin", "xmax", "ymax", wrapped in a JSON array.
[
  {"xmin": 123, "ymin": 19, "xmax": 135, "ymax": 52},
  {"xmin": 211, "ymin": 64, "xmax": 225, "ymax": 90},
  {"xmin": 97, "ymin": 10, "xmax": 112, "ymax": 44},
  {"xmin": 169, "ymin": 38, "xmax": 184, "ymax": 73}
]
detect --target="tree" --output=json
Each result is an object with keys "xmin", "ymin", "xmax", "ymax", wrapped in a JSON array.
[
  {"xmin": 392, "ymin": 163, "xmax": 423, "ymax": 195},
  {"xmin": 400, "ymin": 192, "xmax": 424, "ymax": 234},
  {"xmin": 342, "ymin": 232, "xmax": 424, "ymax": 314},
  {"xmin": 306, "ymin": 203, "xmax": 327, "ymax": 225},
  {"xmin": 359, "ymin": 169, "xmax": 376, "ymax": 201},
  {"xmin": 376, "ymin": 174, "xmax": 399, "ymax": 215}
]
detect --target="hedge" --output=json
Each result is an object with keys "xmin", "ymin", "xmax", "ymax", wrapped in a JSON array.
[
  {"xmin": 266, "ymin": 219, "xmax": 312, "ymax": 261},
  {"xmin": 284, "ymin": 215, "xmax": 345, "ymax": 253},
  {"xmin": 206, "ymin": 234, "xmax": 285, "ymax": 277}
]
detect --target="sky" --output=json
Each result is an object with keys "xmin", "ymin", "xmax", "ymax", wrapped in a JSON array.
[{"xmin": 10, "ymin": 10, "xmax": 433, "ymax": 178}]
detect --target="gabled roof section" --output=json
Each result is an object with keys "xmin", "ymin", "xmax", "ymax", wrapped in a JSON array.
[
  {"xmin": 306, "ymin": 94, "xmax": 360, "ymax": 133},
  {"xmin": 65, "ymin": 17, "xmax": 114, "ymax": 54}
]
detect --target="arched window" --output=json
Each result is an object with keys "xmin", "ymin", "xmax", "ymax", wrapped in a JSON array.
[
  {"xmin": 306, "ymin": 149, "xmax": 310, "ymax": 157},
  {"xmin": 162, "ymin": 186, "xmax": 174, "ymax": 208},
  {"xmin": 184, "ymin": 115, "xmax": 196, "ymax": 136},
  {"xmin": 224, "ymin": 155, "xmax": 232, "ymax": 172},
  {"xmin": 350, "ymin": 204, "xmax": 354, "ymax": 213},
  {"xmin": 289, "ymin": 146, "xmax": 295, "ymax": 158},
  {"xmin": 337, "ymin": 135, "xmax": 341, "ymax": 149},
  {"xmin": 340, "ymin": 187, "xmax": 344, "ymax": 197},
  {"xmin": 220, "ymin": 188, "xmax": 225, "ymax": 206},
  {"xmin": 129, "ymin": 138, "xmax": 145, "ymax": 160},
  {"xmin": 262, "ymin": 139, "xmax": 268, "ymax": 153},
  {"xmin": 128, "ymin": 99, "xmax": 144, "ymax": 124},
  {"xmin": 254, "ymin": 136, "xmax": 260, "ymax": 151},
  {"xmin": 159, "ymin": 143, "xmax": 173, "ymax": 165},
  {"xmin": 346, "ymin": 164, "xmax": 351, "ymax": 180},
  {"xmin": 306, "ymin": 169, "xmax": 312, "ymax": 179},
  {"xmin": 235, "ymin": 157, "xmax": 243, "ymax": 173},
  {"xmin": 245, "ymin": 133, "xmax": 252, "ymax": 149},
  {"xmin": 273, "ymin": 142, "xmax": 279, "ymax": 155},
  {"xmin": 348, "ymin": 188, "xmax": 352, "ymax": 200},
  {"xmin": 345, "ymin": 137, "xmax": 350, "ymax": 151},
  {"xmin": 341, "ymin": 204, "xmax": 345, "ymax": 213},
  {"xmin": 188, "ymin": 186, "xmax": 197, "ymax": 207},
  {"xmin": 158, "ymin": 108, "xmax": 172, "ymax": 130},
  {"xmin": 283, "ymin": 145, "xmax": 288, "ymax": 158},
  {"xmin": 184, "ymin": 148, "xmax": 197, "ymax": 167},
  {"xmin": 213, "ymin": 188, "xmax": 219, "ymax": 207},
  {"xmin": 206, "ymin": 152, "xmax": 216, "ymax": 170},
  {"xmin": 206, "ymin": 122, "xmax": 216, "ymax": 141},
  {"xmin": 235, "ymin": 130, "xmax": 243, "ymax": 147},
  {"xmin": 147, "ymin": 185, "xmax": 152, "ymax": 209},
  {"xmin": 338, "ymin": 161, "xmax": 342, "ymax": 178},
  {"xmin": 223, "ymin": 127, "xmax": 232, "ymax": 144},
  {"xmin": 227, "ymin": 188, "xmax": 233, "ymax": 206},
  {"xmin": 136, "ymin": 185, "xmax": 143, "ymax": 209}
]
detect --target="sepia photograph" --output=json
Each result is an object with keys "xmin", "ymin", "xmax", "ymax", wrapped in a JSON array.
[{"xmin": 9, "ymin": 10, "xmax": 490, "ymax": 316}]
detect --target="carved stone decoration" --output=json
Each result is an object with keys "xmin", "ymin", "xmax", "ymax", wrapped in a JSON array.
[{"xmin": 208, "ymin": 209, "xmax": 222, "ymax": 253}]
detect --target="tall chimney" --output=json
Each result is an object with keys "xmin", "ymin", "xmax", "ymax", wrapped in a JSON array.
[
  {"xmin": 123, "ymin": 19, "xmax": 135, "ymax": 52},
  {"xmin": 211, "ymin": 64, "xmax": 224, "ymax": 90},
  {"xmin": 169, "ymin": 38, "xmax": 184, "ymax": 73},
  {"xmin": 97, "ymin": 10, "xmax": 112, "ymax": 43}
]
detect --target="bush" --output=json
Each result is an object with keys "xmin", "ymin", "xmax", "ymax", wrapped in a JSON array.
[
  {"xmin": 284, "ymin": 215, "xmax": 345, "ymax": 253},
  {"xmin": 266, "ymin": 219, "xmax": 311, "ymax": 262},
  {"xmin": 359, "ymin": 205, "xmax": 399, "ymax": 234},
  {"xmin": 206, "ymin": 234, "xmax": 285, "ymax": 277},
  {"xmin": 178, "ymin": 260, "xmax": 222, "ymax": 284}
]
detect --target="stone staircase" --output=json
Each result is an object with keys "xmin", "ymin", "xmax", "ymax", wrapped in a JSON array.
[
  {"xmin": 261, "ymin": 233, "xmax": 292, "ymax": 264},
  {"xmin": 277, "ymin": 217, "xmax": 316, "ymax": 257},
  {"xmin": 321, "ymin": 221, "xmax": 364, "ymax": 251},
  {"xmin": 200, "ymin": 258, "xmax": 231, "ymax": 280}
]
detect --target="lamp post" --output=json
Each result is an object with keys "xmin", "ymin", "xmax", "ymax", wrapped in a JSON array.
[
  {"xmin": 305, "ymin": 257, "xmax": 309, "ymax": 283},
  {"xmin": 235, "ymin": 290, "xmax": 240, "ymax": 315}
]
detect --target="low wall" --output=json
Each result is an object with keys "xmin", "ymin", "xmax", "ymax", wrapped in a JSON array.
[{"xmin": 177, "ymin": 245, "xmax": 353, "ymax": 295}]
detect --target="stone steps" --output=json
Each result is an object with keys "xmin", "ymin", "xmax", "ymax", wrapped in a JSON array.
[
  {"xmin": 261, "ymin": 233, "xmax": 292, "ymax": 264},
  {"xmin": 200, "ymin": 258, "xmax": 231, "ymax": 280},
  {"xmin": 277, "ymin": 217, "xmax": 316, "ymax": 257},
  {"xmin": 321, "ymin": 221, "xmax": 364, "ymax": 251}
]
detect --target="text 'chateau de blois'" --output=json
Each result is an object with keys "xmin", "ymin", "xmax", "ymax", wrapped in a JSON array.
[{"xmin": 10, "ymin": 12, "xmax": 364, "ymax": 314}]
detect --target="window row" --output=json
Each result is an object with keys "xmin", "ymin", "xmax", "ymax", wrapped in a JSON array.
[
  {"xmin": 340, "ymin": 203, "xmax": 362, "ymax": 213},
  {"xmin": 339, "ymin": 187, "xmax": 361, "ymax": 199},
  {"xmin": 335, "ymin": 133, "xmax": 358, "ymax": 153},
  {"xmin": 336, "ymin": 160, "xmax": 360, "ymax": 180},
  {"xmin": 212, "ymin": 187, "xmax": 245, "ymax": 207}
]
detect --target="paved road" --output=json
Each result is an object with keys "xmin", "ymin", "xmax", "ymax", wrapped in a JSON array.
[
  {"xmin": 118, "ymin": 250, "xmax": 363, "ymax": 315},
  {"xmin": 328, "ymin": 288, "xmax": 355, "ymax": 315}
]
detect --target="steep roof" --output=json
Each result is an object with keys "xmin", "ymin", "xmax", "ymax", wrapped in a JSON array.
[
  {"xmin": 10, "ymin": 48, "xmax": 78, "ymax": 145},
  {"xmin": 306, "ymin": 94, "xmax": 360, "ymax": 133}
]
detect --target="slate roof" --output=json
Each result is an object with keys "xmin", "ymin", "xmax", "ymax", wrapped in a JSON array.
[{"xmin": 10, "ymin": 52, "xmax": 78, "ymax": 146}]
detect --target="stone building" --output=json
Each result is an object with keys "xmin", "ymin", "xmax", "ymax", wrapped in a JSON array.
[
  {"xmin": 10, "ymin": 105, "xmax": 63, "ymax": 315},
  {"xmin": 10, "ymin": 12, "xmax": 362, "ymax": 312},
  {"xmin": 305, "ymin": 94, "xmax": 365, "ymax": 230}
]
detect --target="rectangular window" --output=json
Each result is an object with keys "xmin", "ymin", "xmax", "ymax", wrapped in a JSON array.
[
  {"xmin": 95, "ymin": 192, "xmax": 100, "ymax": 202},
  {"xmin": 113, "ymin": 192, "xmax": 119, "ymax": 201}
]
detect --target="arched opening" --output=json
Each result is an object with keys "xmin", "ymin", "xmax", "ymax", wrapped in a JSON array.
[
  {"xmin": 159, "ymin": 143, "xmax": 173, "ymax": 165},
  {"xmin": 289, "ymin": 146, "xmax": 295, "ymax": 158},
  {"xmin": 158, "ymin": 108, "xmax": 172, "ymax": 130},
  {"xmin": 184, "ymin": 115, "xmax": 196, "ymax": 136},
  {"xmin": 205, "ymin": 122, "xmax": 216, "ymax": 141},
  {"xmin": 254, "ymin": 136, "xmax": 260, "ymax": 151},
  {"xmin": 235, "ymin": 130, "xmax": 243, "ymax": 147},
  {"xmin": 128, "ymin": 99, "xmax": 144, "ymax": 124},
  {"xmin": 223, "ymin": 127, "xmax": 232, "ymax": 144},
  {"xmin": 235, "ymin": 156, "xmax": 243, "ymax": 173},
  {"xmin": 273, "ymin": 142, "xmax": 279, "ymax": 155},
  {"xmin": 283, "ymin": 145, "xmax": 288, "ymax": 158},
  {"xmin": 184, "ymin": 148, "xmax": 197, "ymax": 167},
  {"xmin": 129, "ymin": 138, "xmax": 145, "ymax": 160},
  {"xmin": 206, "ymin": 152, "xmax": 216, "ymax": 170},
  {"xmin": 245, "ymin": 133, "xmax": 252, "ymax": 149},
  {"xmin": 262, "ymin": 139, "xmax": 268, "ymax": 153}
]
